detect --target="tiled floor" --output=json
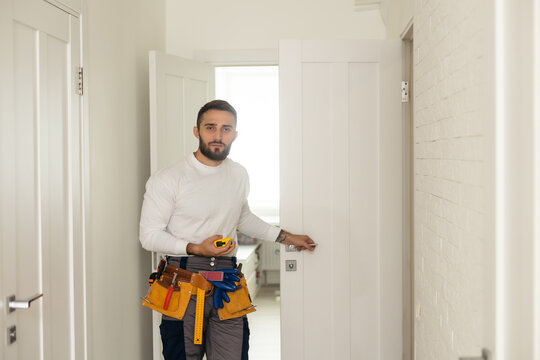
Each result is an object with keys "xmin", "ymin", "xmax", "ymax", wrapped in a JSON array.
[{"xmin": 248, "ymin": 285, "xmax": 281, "ymax": 360}]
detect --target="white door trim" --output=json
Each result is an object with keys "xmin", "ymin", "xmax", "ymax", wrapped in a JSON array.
[
  {"xmin": 193, "ymin": 49, "xmax": 278, "ymax": 66},
  {"xmin": 494, "ymin": 0, "xmax": 540, "ymax": 358},
  {"xmin": 401, "ymin": 27, "xmax": 414, "ymax": 360}
]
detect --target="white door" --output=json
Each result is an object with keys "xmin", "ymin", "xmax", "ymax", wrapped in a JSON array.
[
  {"xmin": 148, "ymin": 50, "xmax": 214, "ymax": 359},
  {"xmin": 0, "ymin": 0, "xmax": 85, "ymax": 359},
  {"xmin": 279, "ymin": 40, "xmax": 402, "ymax": 360}
]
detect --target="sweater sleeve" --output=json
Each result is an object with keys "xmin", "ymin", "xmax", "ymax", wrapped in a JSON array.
[
  {"xmin": 237, "ymin": 200, "xmax": 281, "ymax": 242},
  {"xmin": 139, "ymin": 175, "xmax": 189, "ymax": 255}
]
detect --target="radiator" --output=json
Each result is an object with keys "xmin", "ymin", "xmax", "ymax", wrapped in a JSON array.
[{"xmin": 259, "ymin": 241, "xmax": 280, "ymax": 271}]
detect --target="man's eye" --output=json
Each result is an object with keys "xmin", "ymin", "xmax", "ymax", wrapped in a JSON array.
[
  {"xmin": 206, "ymin": 126, "xmax": 215, "ymax": 130},
  {"xmin": 223, "ymin": 128, "xmax": 231, "ymax": 132}
]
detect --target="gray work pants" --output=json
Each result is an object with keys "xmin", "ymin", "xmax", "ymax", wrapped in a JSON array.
[{"xmin": 160, "ymin": 256, "xmax": 249, "ymax": 360}]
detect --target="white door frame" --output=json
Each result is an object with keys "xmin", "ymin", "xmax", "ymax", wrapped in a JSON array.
[
  {"xmin": 193, "ymin": 49, "xmax": 278, "ymax": 67},
  {"xmin": 401, "ymin": 19, "xmax": 414, "ymax": 360},
  {"xmin": 493, "ymin": 0, "xmax": 540, "ymax": 359},
  {"xmin": 197, "ymin": 44, "xmax": 409, "ymax": 360}
]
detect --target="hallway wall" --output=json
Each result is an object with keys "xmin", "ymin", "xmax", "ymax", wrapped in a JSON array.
[
  {"xmin": 379, "ymin": 0, "xmax": 413, "ymax": 38},
  {"xmin": 165, "ymin": 0, "xmax": 386, "ymax": 58},
  {"xmin": 413, "ymin": 0, "xmax": 490, "ymax": 359},
  {"xmin": 84, "ymin": 1, "xmax": 165, "ymax": 359}
]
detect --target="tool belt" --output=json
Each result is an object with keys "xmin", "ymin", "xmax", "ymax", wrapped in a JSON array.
[
  {"xmin": 217, "ymin": 275, "xmax": 256, "ymax": 320},
  {"xmin": 141, "ymin": 264, "xmax": 211, "ymax": 319},
  {"xmin": 141, "ymin": 262, "xmax": 256, "ymax": 321}
]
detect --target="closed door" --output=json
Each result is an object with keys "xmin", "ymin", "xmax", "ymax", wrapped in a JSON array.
[
  {"xmin": 279, "ymin": 39, "xmax": 403, "ymax": 360},
  {"xmin": 0, "ymin": 0, "xmax": 85, "ymax": 358}
]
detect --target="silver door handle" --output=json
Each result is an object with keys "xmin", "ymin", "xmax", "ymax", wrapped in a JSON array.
[
  {"xmin": 459, "ymin": 348, "xmax": 491, "ymax": 360},
  {"xmin": 285, "ymin": 244, "xmax": 296, "ymax": 252},
  {"xmin": 7, "ymin": 293, "xmax": 43, "ymax": 313}
]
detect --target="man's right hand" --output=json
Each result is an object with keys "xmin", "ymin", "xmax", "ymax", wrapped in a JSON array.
[{"xmin": 186, "ymin": 235, "xmax": 235, "ymax": 257}]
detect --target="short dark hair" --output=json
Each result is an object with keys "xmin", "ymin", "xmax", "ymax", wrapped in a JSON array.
[{"xmin": 197, "ymin": 100, "xmax": 237, "ymax": 129}]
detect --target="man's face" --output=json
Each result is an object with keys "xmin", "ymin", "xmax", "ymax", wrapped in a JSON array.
[{"xmin": 194, "ymin": 109, "xmax": 238, "ymax": 161}]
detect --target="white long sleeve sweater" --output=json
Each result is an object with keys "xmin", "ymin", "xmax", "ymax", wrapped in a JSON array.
[{"xmin": 139, "ymin": 153, "xmax": 281, "ymax": 256}]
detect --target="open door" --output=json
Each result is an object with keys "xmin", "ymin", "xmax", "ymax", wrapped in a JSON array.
[
  {"xmin": 148, "ymin": 50, "xmax": 214, "ymax": 359},
  {"xmin": 279, "ymin": 40, "xmax": 402, "ymax": 360}
]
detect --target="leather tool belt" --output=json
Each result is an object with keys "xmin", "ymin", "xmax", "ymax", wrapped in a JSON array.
[
  {"xmin": 216, "ymin": 275, "xmax": 256, "ymax": 320},
  {"xmin": 141, "ymin": 264, "xmax": 211, "ymax": 319},
  {"xmin": 141, "ymin": 263, "xmax": 256, "ymax": 321}
]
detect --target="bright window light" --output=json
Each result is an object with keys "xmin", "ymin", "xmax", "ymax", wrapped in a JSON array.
[{"xmin": 215, "ymin": 66, "xmax": 280, "ymax": 224}]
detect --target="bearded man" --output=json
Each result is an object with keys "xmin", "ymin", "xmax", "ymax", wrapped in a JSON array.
[{"xmin": 139, "ymin": 100, "xmax": 315, "ymax": 360}]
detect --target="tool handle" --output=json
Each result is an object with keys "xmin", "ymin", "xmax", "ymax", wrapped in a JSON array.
[
  {"xmin": 163, "ymin": 273, "xmax": 177, "ymax": 310},
  {"xmin": 163, "ymin": 287, "xmax": 173, "ymax": 310}
]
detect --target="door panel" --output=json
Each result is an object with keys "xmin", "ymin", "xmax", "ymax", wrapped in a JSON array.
[
  {"xmin": 13, "ymin": 20, "xmax": 41, "ymax": 360},
  {"xmin": 148, "ymin": 50, "xmax": 214, "ymax": 359},
  {"xmin": 280, "ymin": 40, "xmax": 402, "ymax": 360},
  {"xmin": 39, "ymin": 31, "xmax": 71, "ymax": 360},
  {"xmin": 1, "ymin": 0, "xmax": 83, "ymax": 358},
  {"xmin": 149, "ymin": 51, "xmax": 215, "ymax": 174},
  {"xmin": 347, "ymin": 62, "xmax": 380, "ymax": 359}
]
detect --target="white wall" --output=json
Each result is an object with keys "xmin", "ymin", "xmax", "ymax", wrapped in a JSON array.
[
  {"xmin": 379, "ymin": 0, "xmax": 414, "ymax": 38},
  {"xmin": 83, "ymin": 1, "xmax": 165, "ymax": 359},
  {"xmin": 166, "ymin": 0, "xmax": 386, "ymax": 58},
  {"xmin": 413, "ymin": 0, "xmax": 491, "ymax": 359}
]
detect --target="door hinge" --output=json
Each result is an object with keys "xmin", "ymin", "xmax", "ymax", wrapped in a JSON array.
[
  {"xmin": 401, "ymin": 80, "xmax": 409, "ymax": 103},
  {"xmin": 77, "ymin": 67, "xmax": 84, "ymax": 95}
]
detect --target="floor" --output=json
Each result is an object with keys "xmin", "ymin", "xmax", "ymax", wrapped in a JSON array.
[{"xmin": 248, "ymin": 285, "xmax": 281, "ymax": 360}]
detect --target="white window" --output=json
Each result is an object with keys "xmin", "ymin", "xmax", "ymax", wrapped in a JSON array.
[{"xmin": 215, "ymin": 66, "xmax": 280, "ymax": 224}]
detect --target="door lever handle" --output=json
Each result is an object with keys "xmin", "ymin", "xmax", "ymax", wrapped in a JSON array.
[
  {"xmin": 7, "ymin": 293, "xmax": 43, "ymax": 313},
  {"xmin": 285, "ymin": 244, "xmax": 296, "ymax": 252},
  {"xmin": 459, "ymin": 348, "xmax": 491, "ymax": 360}
]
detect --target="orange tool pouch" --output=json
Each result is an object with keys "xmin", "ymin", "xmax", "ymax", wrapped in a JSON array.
[
  {"xmin": 217, "ymin": 276, "xmax": 256, "ymax": 320},
  {"xmin": 141, "ymin": 265, "xmax": 212, "ymax": 320}
]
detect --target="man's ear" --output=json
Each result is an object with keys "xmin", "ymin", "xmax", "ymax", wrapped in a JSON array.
[{"xmin": 193, "ymin": 126, "xmax": 199, "ymax": 139}]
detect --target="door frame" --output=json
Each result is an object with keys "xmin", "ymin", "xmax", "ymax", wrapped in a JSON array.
[
  {"xmin": 200, "ymin": 44, "xmax": 408, "ymax": 359},
  {"xmin": 401, "ymin": 19, "xmax": 414, "ymax": 360},
  {"xmin": 493, "ymin": 0, "xmax": 540, "ymax": 358},
  {"xmin": 193, "ymin": 49, "xmax": 278, "ymax": 67}
]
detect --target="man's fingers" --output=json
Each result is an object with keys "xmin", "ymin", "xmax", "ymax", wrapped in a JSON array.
[
  {"xmin": 214, "ymin": 241, "xmax": 235, "ymax": 256},
  {"xmin": 222, "ymin": 242, "xmax": 235, "ymax": 255},
  {"xmin": 300, "ymin": 238, "xmax": 315, "ymax": 251},
  {"xmin": 208, "ymin": 235, "xmax": 223, "ymax": 242}
]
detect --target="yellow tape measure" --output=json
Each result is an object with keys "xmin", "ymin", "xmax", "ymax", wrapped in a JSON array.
[
  {"xmin": 213, "ymin": 237, "xmax": 232, "ymax": 248},
  {"xmin": 194, "ymin": 287, "xmax": 205, "ymax": 344}
]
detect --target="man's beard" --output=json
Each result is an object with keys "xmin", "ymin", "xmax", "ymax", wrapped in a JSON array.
[{"xmin": 199, "ymin": 138, "xmax": 232, "ymax": 161}]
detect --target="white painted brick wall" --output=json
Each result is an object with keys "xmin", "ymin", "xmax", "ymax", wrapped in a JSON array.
[{"xmin": 413, "ymin": 0, "xmax": 486, "ymax": 359}]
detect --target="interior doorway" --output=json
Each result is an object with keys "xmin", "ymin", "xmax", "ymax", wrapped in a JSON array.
[{"xmin": 215, "ymin": 65, "xmax": 282, "ymax": 360}]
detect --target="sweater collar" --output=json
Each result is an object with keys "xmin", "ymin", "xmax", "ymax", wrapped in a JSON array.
[{"xmin": 189, "ymin": 152, "xmax": 227, "ymax": 172}]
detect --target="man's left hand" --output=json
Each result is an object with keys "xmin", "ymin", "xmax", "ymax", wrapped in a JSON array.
[{"xmin": 276, "ymin": 230, "xmax": 316, "ymax": 252}]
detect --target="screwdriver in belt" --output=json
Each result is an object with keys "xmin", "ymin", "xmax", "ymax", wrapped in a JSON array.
[{"xmin": 163, "ymin": 273, "xmax": 177, "ymax": 310}]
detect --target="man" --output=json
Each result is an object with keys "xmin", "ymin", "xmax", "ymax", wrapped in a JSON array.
[{"xmin": 140, "ymin": 100, "xmax": 315, "ymax": 360}]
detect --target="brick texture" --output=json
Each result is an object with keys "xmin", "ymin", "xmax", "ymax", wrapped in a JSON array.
[{"xmin": 413, "ymin": 0, "xmax": 486, "ymax": 359}]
